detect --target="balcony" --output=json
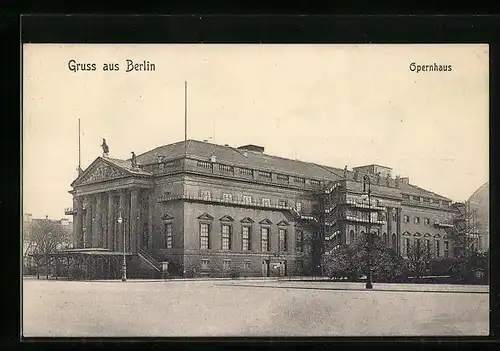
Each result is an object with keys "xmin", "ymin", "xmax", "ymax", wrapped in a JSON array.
[
  {"xmin": 157, "ymin": 192, "xmax": 293, "ymax": 211},
  {"xmin": 64, "ymin": 207, "xmax": 76, "ymax": 215},
  {"xmin": 345, "ymin": 215, "xmax": 386, "ymax": 225},
  {"xmin": 434, "ymin": 220, "xmax": 454, "ymax": 228}
]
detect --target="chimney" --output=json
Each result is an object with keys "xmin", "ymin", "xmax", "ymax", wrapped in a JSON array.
[
  {"xmin": 400, "ymin": 177, "xmax": 409, "ymax": 184},
  {"xmin": 237, "ymin": 144, "xmax": 265, "ymax": 153}
]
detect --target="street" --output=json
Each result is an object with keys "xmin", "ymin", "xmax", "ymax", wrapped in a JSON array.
[{"xmin": 22, "ymin": 278, "xmax": 489, "ymax": 337}]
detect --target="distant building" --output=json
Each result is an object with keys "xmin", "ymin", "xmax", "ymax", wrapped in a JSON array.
[
  {"xmin": 468, "ymin": 182, "xmax": 489, "ymax": 251},
  {"xmin": 64, "ymin": 139, "xmax": 461, "ymax": 279}
]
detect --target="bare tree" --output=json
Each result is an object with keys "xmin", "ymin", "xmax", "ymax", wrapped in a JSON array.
[{"xmin": 23, "ymin": 219, "xmax": 70, "ymax": 278}]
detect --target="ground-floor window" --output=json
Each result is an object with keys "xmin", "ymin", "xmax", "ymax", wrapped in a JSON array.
[
  {"xmin": 279, "ymin": 228, "xmax": 288, "ymax": 252},
  {"xmin": 444, "ymin": 240, "xmax": 449, "ymax": 257},
  {"xmin": 201, "ymin": 259, "xmax": 210, "ymax": 270},
  {"xmin": 223, "ymin": 259, "xmax": 231, "ymax": 271},
  {"xmin": 164, "ymin": 223, "xmax": 172, "ymax": 249},
  {"xmin": 261, "ymin": 227, "xmax": 270, "ymax": 251},
  {"xmin": 242, "ymin": 260, "xmax": 251, "ymax": 270},
  {"xmin": 242, "ymin": 226, "xmax": 251, "ymax": 251},
  {"xmin": 200, "ymin": 223, "xmax": 210, "ymax": 249},
  {"xmin": 221, "ymin": 224, "xmax": 232, "ymax": 250},
  {"xmin": 435, "ymin": 240, "xmax": 441, "ymax": 257}
]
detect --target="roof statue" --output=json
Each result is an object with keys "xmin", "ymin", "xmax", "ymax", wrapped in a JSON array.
[
  {"xmin": 376, "ymin": 172, "xmax": 381, "ymax": 185},
  {"xmin": 395, "ymin": 175, "xmax": 400, "ymax": 188},
  {"xmin": 131, "ymin": 151, "xmax": 138, "ymax": 169},
  {"xmin": 386, "ymin": 173, "xmax": 391, "ymax": 186},
  {"xmin": 353, "ymin": 169, "xmax": 359, "ymax": 181},
  {"xmin": 101, "ymin": 139, "xmax": 109, "ymax": 158},
  {"xmin": 343, "ymin": 165, "xmax": 348, "ymax": 179}
]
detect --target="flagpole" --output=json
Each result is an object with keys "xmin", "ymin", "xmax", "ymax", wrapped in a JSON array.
[
  {"xmin": 78, "ymin": 118, "xmax": 82, "ymax": 175},
  {"xmin": 185, "ymin": 81, "xmax": 188, "ymax": 159}
]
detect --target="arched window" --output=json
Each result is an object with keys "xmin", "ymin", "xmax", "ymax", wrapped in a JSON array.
[
  {"xmin": 391, "ymin": 233, "xmax": 397, "ymax": 250},
  {"xmin": 349, "ymin": 230, "xmax": 355, "ymax": 244},
  {"xmin": 383, "ymin": 232, "xmax": 387, "ymax": 244}
]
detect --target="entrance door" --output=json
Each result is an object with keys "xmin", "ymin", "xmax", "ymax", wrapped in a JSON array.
[
  {"xmin": 262, "ymin": 259, "xmax": 270, "ymax": 277},
  {"xmin": 281, "ymin": 260, "xmax": 287, "ymax": 277}
]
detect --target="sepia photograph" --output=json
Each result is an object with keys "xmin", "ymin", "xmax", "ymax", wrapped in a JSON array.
[{"xmin": 22, "ymin": 43, "xmax": 489, "ymax": 337}]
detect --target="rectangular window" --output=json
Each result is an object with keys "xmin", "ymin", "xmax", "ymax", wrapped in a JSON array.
[
  {"xmin": 279, "ymin": 228, "xmax": 288, "ymax": 252},
  {"xmin": 222, "ymin": 259, "xmax": 231, "ymax": 271},
  {"xmin": 297, "ymin": 230, "xmax": 304, "ymax": 252},
  {"xmin": 239, "ymin": 167, "xmax": 253, "ymax": 176},
  {"xmin": 277, "ymin": 174, "xmax": 289, "ymax": 182},
  {"xmin": 218, "ymin": 164, "xmax": 234, "ymax": 172},
  {"xmin": 242, "ymin": 226, "xmax": 251, "ymax": 251},
  {"xmin": 222, "ymin": 193, "xmax": 233, "ymax": 202},
  {"xmin": 242, "ymin": 195, "xmax": 252, "ymax": 205},
  {"xmin": 197, "ymin": 161, "xmax": 212, "ymax": 169},
  {"xmin": 416, "ymin": 238, "xmax": 421, "ymax": 251},
  {"xmin": 278, "ymin": 199, "xmax": 287, "ymax": 207},
  {"xmin": 292, "ymin": 177, "xmax": 305, "ymax": 184},
  {"xmin": 435, "ymin": 240, "xmax": 441, "ymax": 257},
  {"xmin": 201, "ymin": 259, "xmax": 210, "ymax": 270},
  {"xmin": 165, "ymin": 223, "xmax": 173, "ymax": 249},
  {"xmin": 296, "ymin": 202, "xmax": 302, "ymax": 213},
  {"xmin": 424, "ymin": 218, "xmax": 430, "ymax": 225},
  {"xmin": 221, "ymin": 224, "xmax": 231, "ymax": 250},
  {"xmin": 414, "ymin": 217, "xmax": 420, "ymax": 224},
  {"xmin": 444, "ymin": 240, "xmax": 449, "ymax": 258},
  {"xmin": 426, "ymin": 239, "xmax": 431, "ymax": 255},
  {"xmin": 310, "ymin": 179, "xmax": 321, "ymax": 186},
  {"xmin": 200, "ymin": 223, "xmax": 210, "ymax": 249},
  {"xmin": 392, "ymin": 213, "xmax": 397, "ymax": 222},
  {"xmin": 258, "ymin": 171, "xmax": 272, "ymax": 180},
  {"xmin": 200, "ymin": 190, "xmax": 212, "ymax": 201},
  {"xmin": 243, "ymin": 260, "xmax": 251, "ymax": 270},
  {"xmin": 405, "ymin": 238, "xmax": 410, "ymax": 256},
  {"xmin": 404, "ymin": 215, "xmax": 410, "ymax": 223},
  {"xmin": 261, "ymin": 198, "xmax": 271, "ymax": 206},
  {"xmin": 261, "ymin": 227, "xmax": 270, "ymax": 251},
  {"xmin": 423, "ymin": 197, "xmax": 430, "ymax": 203}
]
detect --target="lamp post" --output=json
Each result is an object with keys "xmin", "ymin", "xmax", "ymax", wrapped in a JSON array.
[
  {"xmin": 362, "ymin": 175, "xmax": 374, "ymax": 290},
  {"xmin": 118, "ymin": 209, "xmax": 126, "ymax": 282}
]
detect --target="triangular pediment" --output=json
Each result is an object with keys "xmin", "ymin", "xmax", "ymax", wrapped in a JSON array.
[
  {"xmin": 71, "ymin": 157, "xmax": 130, "ymax": 187},
  {"xmin": 434, "ymin": 233, "xmax": 441, "ymax": 238},
  {"xmin": 197, "ymin": 213, "xmax": 214, "ymax": 221},
  {"xmin": 402, "ymin": 231, "xmax": 411, "ymax": 236},
  {"xmin": 259, "ymin": 218, "xmax": 273, "ymax": 225},
  {"xmin": 240, "ymin": 217, "xmax": 254, "ymax": 224},
  {"xmin": 219, "ymin": 215, "xmax": 234, "ymax": 222},
  {"xmin": 424, "ymin": 233, "xmax": 431, "ymax": 237},
  {"xmin": 413, "ymin": 232, "xmax": 422, "ymax": 237},
  {"xmin": 277, "ymin": 220, "xmax": 290, "ymax": 226},
  {"xmin": 161, "ymin": 213, "xmax": 174, "ymax": 221}
]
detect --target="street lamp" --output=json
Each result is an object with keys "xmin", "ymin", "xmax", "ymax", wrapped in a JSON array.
[
  {"xmin": 118, "ymin": 209, "xmax": 126, "ymax": 282},
  {"xmin": 362, "ymin": 175, "xmax": 374, "ymax": 290}
]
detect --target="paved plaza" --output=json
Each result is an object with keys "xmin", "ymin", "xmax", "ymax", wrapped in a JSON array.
[{"xmin": 22, "ymin": 278, "xmax": 489, "ymax": 337}]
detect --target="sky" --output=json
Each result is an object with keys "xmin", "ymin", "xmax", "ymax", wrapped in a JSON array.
[{"xmin": 22, "ymin": 44, "xmax": 489, "ymax": 220}]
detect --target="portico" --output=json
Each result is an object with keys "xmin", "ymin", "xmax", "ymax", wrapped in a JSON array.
[{"xmin": 69, "ymin": 157, "xmax": 154, "ymax": 254}]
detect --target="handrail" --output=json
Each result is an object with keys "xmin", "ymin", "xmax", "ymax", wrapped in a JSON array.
[{"xmin": 137, "ymin": 248, "xmax": 161, "ymax": 272}]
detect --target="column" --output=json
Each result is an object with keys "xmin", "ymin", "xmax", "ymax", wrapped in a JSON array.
[
  {"xmin": 148, "ymin": 192, "xmax": 154, "ymax": 251},
  {"xmin": 130, "ymin": 188, "xmax": 139, "ymax": 253},
  {"xmin": 75, "ymin": 197, "xmax": 84, "ymax": 248},
  {"xmin": 85, "ymin": 196, "xmax": 93, "ymax": 248},
  {"xmin": 107, "ymin": 193, "xmax": 114, "ymax": 250},
  {"xmin": 118, "ymin": 190, "xmax": 126, "ymax": 252},
  {"xmin": 93, "ymin": 193, "xmax": 103, "ymax": 248}
]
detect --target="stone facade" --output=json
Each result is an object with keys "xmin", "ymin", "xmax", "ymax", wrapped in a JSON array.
[{"xmin": 68, "ymin": 140, "xmax": 460, "ymax": 277}]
